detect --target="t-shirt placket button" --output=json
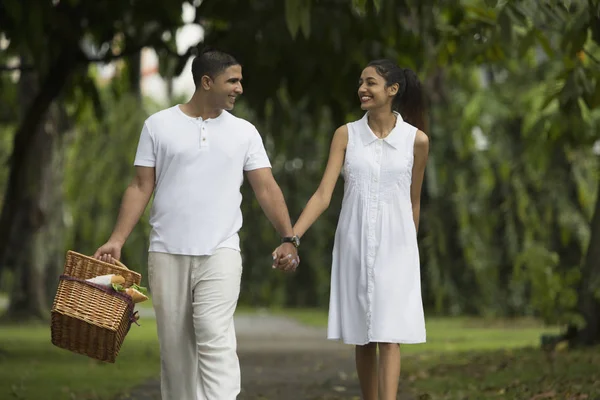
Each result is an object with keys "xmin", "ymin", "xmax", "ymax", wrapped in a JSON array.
[{"xmin": 200, "ymin": 122, "xmax": 208, "ymax": 149}]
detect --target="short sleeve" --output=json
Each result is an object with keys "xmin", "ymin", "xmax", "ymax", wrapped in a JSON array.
[
  {"xmin": 133, "ymin": 122, "xmax": 156, "ymax": 167},
  {"xmin": 244, "ymin": 128, "xmax": 271, "ymax": 171}
]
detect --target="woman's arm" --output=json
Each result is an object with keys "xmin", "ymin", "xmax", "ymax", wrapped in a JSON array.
[
  {"xmin": 293, "ymin": 125, "xmax": 349, "ymax": 238},
  {"xmin": 410, "ymin": 130, "xmax": 430, "ymax": 232}
]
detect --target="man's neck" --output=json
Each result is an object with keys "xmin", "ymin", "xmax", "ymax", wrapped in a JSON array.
[{"xmin": 179, "ymin": 92, "xmax": 223, "ymax": 120}]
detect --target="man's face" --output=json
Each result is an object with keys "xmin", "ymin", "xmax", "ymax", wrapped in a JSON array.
[{"xmin": 206, "ymin": 65, "xmax": 243, "ymax": 110}]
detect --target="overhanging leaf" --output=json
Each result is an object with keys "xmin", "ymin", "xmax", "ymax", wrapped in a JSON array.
[
  {"xmin": 534, "ymin": 30, "xmax": 554, "ymax": 57},
  {"xmin": 352, "ymin": 0, "xmax": 368, "ymax": 14},
  {"xmin": 299, "ymin": 0, "xmax": 311, "ymax": 38},
  {"xmin": 373, "ymin": 0, "xmax": 382, "ymax": 13},
  {"xmin": 285, "ymin": 0, "xmax": 301, "ymax": 38},
  {"xmin": 497, "ymin": 8, "xmax": 512, "ymax": 45}
]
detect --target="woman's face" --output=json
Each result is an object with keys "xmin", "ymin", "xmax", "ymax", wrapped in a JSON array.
[{"xmin": 357, "ymin": 66, "xmax": 397, "ymax": 111}]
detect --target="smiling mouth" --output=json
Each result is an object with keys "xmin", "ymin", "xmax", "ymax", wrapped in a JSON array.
[{"xmin": 360, "ymin": 95, "xmax": 373, "ymax": 103}]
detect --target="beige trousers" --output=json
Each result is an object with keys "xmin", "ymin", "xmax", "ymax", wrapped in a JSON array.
[{"xmin": 148, "ymin": 248, "xmax": 243, "ymax": 400}]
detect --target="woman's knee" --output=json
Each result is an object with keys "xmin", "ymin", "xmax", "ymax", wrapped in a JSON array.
[{"xmin": 377, "ymin": 342, "xmax": 399, "ymax": 352}]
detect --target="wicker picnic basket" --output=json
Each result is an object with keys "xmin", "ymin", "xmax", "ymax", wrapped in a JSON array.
[{"xmin": 50, "ymin": 250, "xmax": 142, "ymax": 363}]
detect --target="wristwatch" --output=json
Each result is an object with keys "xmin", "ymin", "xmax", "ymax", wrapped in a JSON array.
[{"xmin": 281, "ymin": 235, "xmax": 300, "ymax": 248}]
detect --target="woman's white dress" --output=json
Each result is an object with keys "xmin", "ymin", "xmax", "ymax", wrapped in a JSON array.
[{"xmin": 327, "ymin": 112, "xmax": 426, "ymax": 345}]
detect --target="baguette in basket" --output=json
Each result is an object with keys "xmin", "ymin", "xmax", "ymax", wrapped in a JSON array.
[
  {"xmin": 116, "ymin": 283, "xmax": 149, "ymax": 304},
  {"xmin": 86, "ymin": 274, "xmax": 126, "ymax": 286},
  {"xmin": 85, "ymin": 274, "xmax": 149, "ymax": 304}
]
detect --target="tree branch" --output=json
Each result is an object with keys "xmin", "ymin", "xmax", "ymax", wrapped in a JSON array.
[
  {"xmin": 82, "ymin": 44, "xmax": 146, "ymax": 63},
  {"xmin": 0, "ymin": 64, "xmax": 35, "ymax": 72},
  {"xmin": 3, "ymin": 37, "xmax": 191, "ymax": 73},
  {"xmin": 0, "ymin": 45, "xmax": 143, "ymax": 72}
]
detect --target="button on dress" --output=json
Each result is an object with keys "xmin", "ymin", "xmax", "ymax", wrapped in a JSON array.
[{"xmin": 327, "ymin": 112, "xmax": 426, "ymax": 345}]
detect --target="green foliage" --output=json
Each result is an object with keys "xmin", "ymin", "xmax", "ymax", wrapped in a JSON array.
[
  {"xmin": 63, "ymin": 83, "xmax": 152, "ymax": 280},
  {"xmin": 285, "ymin": 0, "xmax": 312, "ymax": 39},
  {"xmin": 421, "ymin": 0, "xmax": 600, "ymax": 328},
  {"xmin": 1, "ymin": 0, "xmax": 599, "ymax": 333},
  {"xmin": 425, "ymin": 65, "xmax": 599, "ymax": 320},
  {"xmin": 0, "ymin": 0, "xmax": 188, "ymax": 68}
]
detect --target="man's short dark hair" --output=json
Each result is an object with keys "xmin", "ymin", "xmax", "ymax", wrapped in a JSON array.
[{"xmin": 191, "ymin": 48, "xmax": 240, "ymax": 87}]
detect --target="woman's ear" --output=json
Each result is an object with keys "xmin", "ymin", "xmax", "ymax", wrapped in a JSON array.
[{"xmin": 388, "ymin": 82, "xmax": 399, "ymax": 97}]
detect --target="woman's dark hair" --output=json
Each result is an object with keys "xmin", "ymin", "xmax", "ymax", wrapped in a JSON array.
[
  {"xmin": 367, "ymin": 59, "xmax": 426, "ymax": 132},
  {"xmin": 191, "ymin": 47, "xmax": 240, "ymax": 87}
]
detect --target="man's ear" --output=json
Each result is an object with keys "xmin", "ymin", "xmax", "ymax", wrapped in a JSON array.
[{"xmin": 201, "ymin": 75, "xmax": 212, "ymax": 91}]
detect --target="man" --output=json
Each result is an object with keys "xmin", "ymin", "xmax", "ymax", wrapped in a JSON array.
[{"xmin": 94, "ymin": 48, "xmax": 299, "ymax": 400}]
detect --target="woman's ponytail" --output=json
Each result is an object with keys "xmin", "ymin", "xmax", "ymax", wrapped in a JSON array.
[
  {"xmin": 367, "ymin": 60, "xmax": 427, "ymax": 132},
  {"xmin": 397, "ymin": 68, "xmax": 426, "ymax": 132}
]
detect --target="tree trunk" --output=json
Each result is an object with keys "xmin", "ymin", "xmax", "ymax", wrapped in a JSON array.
[
  {"xmin": 0, "ymin": 52, "xmax": 75, "ymax": 321},
  {"xmin": 3, "ymin": 77, "xmax": 50, "ymax": 320},
  {"xmin": 127, "ymin": 51, "xmax": 142, "ymax": 101},
  {"xmin": 166, "ymin": 75, "xmax": 174, "ymax": 103},
  {"xmin": 0, "ymin": 50, "xmax": 76, "ymax": 287},
  {"xmin": 571, "ymin": 169, "xmax": 600, "ymax": 346},
  {"xmin": 42, "ymin": 105, "xmax": 69, "ymax": 307},
  {"xmin": 4, "ymin": 120, "xmax": 65, "ymax": 321}
]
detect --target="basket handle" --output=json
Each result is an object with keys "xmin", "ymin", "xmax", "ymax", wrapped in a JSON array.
[
  {"xmin": 95, "ymin": 256, "xmax": 129, "ymax": 270},
  {"xmin": 114, "ymin": 259, "xmax": 129, "ymax": 270}
]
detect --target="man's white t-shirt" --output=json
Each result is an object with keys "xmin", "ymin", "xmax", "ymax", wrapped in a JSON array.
[{"xmin": 134, "ymin": 105, "xmax": 271, "ymax": 256}]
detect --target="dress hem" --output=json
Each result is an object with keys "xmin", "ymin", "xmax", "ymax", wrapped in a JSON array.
[{"xmin": 327, "ymin": 336, "xmax": 426, "ymax": 345}]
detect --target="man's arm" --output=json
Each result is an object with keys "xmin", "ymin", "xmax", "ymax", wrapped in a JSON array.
[
  {"xmin": 246, "ymin": 167, "xmax": 294, "ymax": 237},
  {"xmin": 246, "ymin": 167, "xmax": 298, "ymax": 269},
  {"xmin": 94, "ymin": 166, "xmax": 156, "ymax": 262}
]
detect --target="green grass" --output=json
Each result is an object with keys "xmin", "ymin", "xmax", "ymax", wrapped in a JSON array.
[
  {"xmin": 0, "ymin": 319, "xmax": 160, "ymax": 400},
  {"xmin": 276, "ymin": 308, "xmax": 561, "ymax": 353},
  {"xmin": 411, "ymin": 317, "xmax": 562, "ymax": 354},
  {"xmin": 135, "ymin": 295, "xmax": 154, "ymax": 309},
  {"xmin": 0, "ymin": 291, "xmax": 156, "ymax": 400},
  {"xmin": 403, "ymin": 346, "xmax": 600, "ymax": 399}
]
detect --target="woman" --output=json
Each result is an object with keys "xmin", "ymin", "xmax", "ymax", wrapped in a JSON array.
[{"xmin": 292, "ymin": 59, "xmax": 429, "ymax": 399}]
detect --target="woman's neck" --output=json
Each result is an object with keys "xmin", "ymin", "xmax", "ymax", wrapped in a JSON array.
[{"xmin": 367, "ymin": 109, "xmax": 397, "ymax": 138}]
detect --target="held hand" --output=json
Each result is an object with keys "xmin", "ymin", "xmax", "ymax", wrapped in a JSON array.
[
  {"xmin": 271, "ymin": 243, "xmax": 299, "ymax": 272},
  {"xmin": 93, "ymin": 240, "xmax": 123, "ymax": 264}
]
